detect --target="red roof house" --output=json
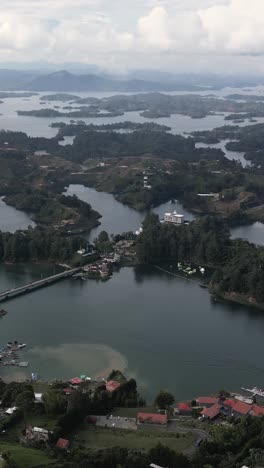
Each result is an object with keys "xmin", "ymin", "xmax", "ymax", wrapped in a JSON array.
[
  {"xmin": 70, "ymin": 377, "xmax": 82, "ymax": 385},
  {"xmin": 251, "ymin": 404, "xmax": 264, "ymax": 417},
  {"xmin": 137, "ymin": 412, "xmax": 168, "ymax": 425},
  {"xmin": 178, "ymin": 402, "xmax": 192, "ymax": 414},
  {"xmin": 56, "ymin": 438, "xmax": 69, "ymax": 450},
  {"xmin": 197, "ymin": 397, "xmax": 219, "ymax": 407},
  {"xmin": 63, "ymin": 387, "xmax": 74, "ymax": 395},
  {"xmin": 106, "ymin": 380, "xmax": 121, "ymax": 393},
  {"xmin": 223, "ymin": 399, "xmax": 251, "ymax": 416},
  {"xmin": 202, "ymin": 403, "xmax": 221, "ymax": 420}
]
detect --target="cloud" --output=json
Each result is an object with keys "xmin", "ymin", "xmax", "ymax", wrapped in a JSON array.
[{"xmin": 0, "ymin": 0, "xmax": 264, "ymax": 72}]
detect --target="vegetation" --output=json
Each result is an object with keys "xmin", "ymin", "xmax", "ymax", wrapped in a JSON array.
[
  {"xmin": 0, "ymin": 227, "xmax": 86, "ymax": 263},
  {"xmin": 4, "ymin": 190, "xmax": 101, "ymax": 232},
  {"xmin": 155, "ymin": 390, "xmax": 175, "ymax": 409},
  {"xmin": 20, "ymin": 92, "xmax": 264, "ymax": 119},
  {"xmin": 136, "ymin": 214, "xmax": 264, "ymax": 305}
]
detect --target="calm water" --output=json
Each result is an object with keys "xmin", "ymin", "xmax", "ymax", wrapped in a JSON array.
[
  {"xmin": 65, "ymin": 184, "xmax": 194, "ymax": 241},
  {"xmin": 195, "ymin": 140, "xmax": 249, "ymax": 168},
  {"xmin": 0, "ymin": 198, "xmax": 34, "ymax": 232},
  {"xmin": 231, "ymin": 222, "xmax": 264, "ymax": 246},
  {"xmin": 1, "ymin": 263, "xmax": 264, "ymax": 401},
  {"xmin": 1, "ymin": 88, "xmax": 264, "ymax": 138}
]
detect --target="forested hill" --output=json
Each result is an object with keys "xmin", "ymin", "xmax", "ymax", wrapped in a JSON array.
[
  {"xmin": 0, "ymin": 129, "xmax": 224, "ymax": 163},
  {"xmin": 60, "ymin": 130, "xmax": 224, "ymax": 163},
  {"xmin": 136, "ymin": 214, "xmax": 264, "ymax": 305}
]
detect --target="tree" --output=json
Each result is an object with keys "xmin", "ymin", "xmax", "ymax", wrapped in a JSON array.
[
  {"xmin": 98, "ymin": 231, "xmax": 109, "ymax": 243},
  {"xmin": 149, "ymin": 444, "xmax": 190, "ymax": 468},
  {"xmin": 155, "ymin": 390, "xmax": 175, "ymax": 409},
  {"xmin": 43, "ymin": 389, "xmax": 66, "ymax": 417}
]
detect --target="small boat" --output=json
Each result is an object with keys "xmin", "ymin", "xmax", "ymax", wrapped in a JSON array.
[
  {"xmin": 0, "ymin": 309, "xmax": 7, "ymax": 317},
  {"xmin": 199, "ymin": 283, "xmax": 208, "ymax": 288}
]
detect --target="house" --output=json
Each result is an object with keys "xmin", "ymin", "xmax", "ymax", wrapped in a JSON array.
[
  {"xmin": 251, "ymin": 404, "xmax": 264, "ymax": 417},
  {"xmin": 202, "ymin": 403, "xmax": 221, "ymax": 420},
  {"xmin": 34, "ymin": 393, "xmax": 43, "ymax": 403},
  {"xmin": 137, "ymin": 413, "xmax": 168, "ymax": 426},
  {"xmin": 5, "ymin": 407, "xmax": 17, "ymax": 415},
  {"xmin": 164, "ymin": 211, "xmax": 184, "ymax": 225},
  {"xmin": 106, "ymin": 380, "xmax": 121, "ymax": 393},
  {"xmin": 70, "ymin": 377, "xmax": 82, "ymax": 385},
  {"xmin": 63, "ymin": 387, "xmax": 75, "ymax": 395},
  {"xmin": 196, "ymin": 397, "xmax": 219, "ymax": 408},
  {"xmin": 223, "ymin": 399, "xmax": 251, "ymax": 418},
  {"xmin": 26, "ymin": 426, "xmax": 50, "ymax": 442},
  {"xmin": 56, "ymin": 438, "xmax": 69, "ymax": 450},
  {"xmin": 178, "ymin": 402, "xmax": 192, "ymax": 415}
]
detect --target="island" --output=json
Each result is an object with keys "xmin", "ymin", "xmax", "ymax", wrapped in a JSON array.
[{"xmin": 16, "ymin": 91, "xmax": 264, "ymax": 119}]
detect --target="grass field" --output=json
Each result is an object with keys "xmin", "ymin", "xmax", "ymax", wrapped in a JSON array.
[
  {"xmin": 0, "ymin": 442, "xmax": 54, "ymax": 467},
  {"xmin": 75, "ymin": 427, "xmax": 196, "ymax": 453}
]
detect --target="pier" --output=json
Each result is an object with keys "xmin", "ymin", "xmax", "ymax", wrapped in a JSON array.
[{"xmin": 0, "ymin": 267, "xmax": 81, "ymax": 302}]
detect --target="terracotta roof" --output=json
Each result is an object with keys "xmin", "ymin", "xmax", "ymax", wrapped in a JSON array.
[
  {"xmin": 252, "ymin": 404, "xmax": 264, "ymax": 417},
  {"xmin": 56, "ymin": 438, "xmax": 69, "ymax": 449},
  {"xmin": 106, "ymin": 380, "xmax": 121, "ymax": 392},
  {"xmin": 63, "ymin": 388, "xmax": 74, "ymax": 394},
  {"xmin": 197, "ymin": 397, "xmax": 218, "ymax": 405},
  {"xmin": 70, "ymin": 377, "xmax": 82, "ymax": 385},
  {"xmin": 137, "ymin": 412, "xmax": 168, "ymax": 425},
  {"xmin": 178, "ymin": 402, "xmax": 192, "ymax": 412},
  {"xmin": 202, "ymin": 403, "xmax": 221, "ymax": 420},
  {"xmin": 223, "ymin": 399, "xmax": 236, "ymax": 408},
  {"xmin": 224, "ymin": 399, "xmax": 251, "ymax": 415}
]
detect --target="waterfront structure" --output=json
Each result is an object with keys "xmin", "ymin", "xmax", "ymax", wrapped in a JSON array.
[
  {"xmin": 164, "ymin": 211, "xmax": 184, "ymax": 225},
  {"xmin": 201, "ymin": 403, "xmax": 221, "ymax": 420},
  {"xmin": 196, "ymin": 396, "xmax": 218, "ymax": 408},
  {"xmin": 178, "ymin": 402, "xmax": 192, "ymax": 415}
]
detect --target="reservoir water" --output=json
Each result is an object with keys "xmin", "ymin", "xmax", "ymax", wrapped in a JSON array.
[
  {"xmin": 0, "ymin": 198, "xmax": 35, "ymax": 232},
  {"xmin": 1, "ymin": 262, "xmax": 264, "ymax": 401},
  {"xmin": 0, "ymin": 89, "xmax": 264, "ymax": 401},
  {"xmin": 0, "ymin": 184, "xmax": 264, "ymax": 401}
]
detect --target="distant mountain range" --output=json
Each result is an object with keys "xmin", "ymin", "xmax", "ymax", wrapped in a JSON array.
[{"xmin": 0, "ymin": 68, "xmax": 262, "ymax": 92}]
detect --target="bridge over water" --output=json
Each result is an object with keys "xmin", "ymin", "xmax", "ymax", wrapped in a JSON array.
[{"xmin": 0, "ymin": 267, "xmax": 81, "ymax": 302}]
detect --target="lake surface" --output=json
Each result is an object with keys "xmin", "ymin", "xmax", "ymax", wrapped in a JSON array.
[
  {"xmin": 1, "ymin": 262, "xmax": 264, "ymax": 401},
  {"xmin": 195, "ymin": 140, "xmax": 249, "ymax": 168},
  {"xmin": 0, "ymin": 198, "xmax": 35, "ymax": 232},
  {"xmin": 231, "ymin": 222, "xmax": 264, "ymax": 246},
  {"xmin": 1, "ymin": 88, "xmax": 264, "ymax": 139},
  {"xmin": 65, "ymin": 184, "xmax": 194, "ymax": 241}
]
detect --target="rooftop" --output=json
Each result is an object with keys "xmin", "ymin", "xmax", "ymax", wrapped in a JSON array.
[
  {"xmin": 202, "ymin": 403, "xmax": 221, "ymax": 420},
  {"xmin": 197, "ymin": 397, "xmax": 219, "ymax": 405},
  {"xmin": 137, "ymin": 413, "xmax": 168, "ymax": 425},
  {"xmin": 106, "ymin": 380, "xmax": 121, "ymax": 393},
  {"xmin": 56, "ymin": 438, "xmax": 69, "ymax": 450},
  {"xmin": 178, "ymin": 402, "xmax": 192, "ymax": 412},
  {"xmin": 224, "ymin": 399, "xmax": 251, "ymax": 415}
]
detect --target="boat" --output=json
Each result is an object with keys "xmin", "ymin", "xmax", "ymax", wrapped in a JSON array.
[
  {"xmin": 0, "ymin": 309, "xmax": 7, "ymax": 317},
  {"xmin": 242, "ymin": 387, "xmax": 264, "ymax": 398},
  {"xmin": 199, "ymin": 283, "xmax": 208, "ymax": 288}
]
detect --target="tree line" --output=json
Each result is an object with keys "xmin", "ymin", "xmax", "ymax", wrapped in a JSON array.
[{"xmin": 136, "ymin": 214, "xmax": 264, "ymax": 303}]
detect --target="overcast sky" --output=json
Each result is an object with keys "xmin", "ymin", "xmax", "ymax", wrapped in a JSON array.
[{"xmin": 1, "ymin": 0, "xmax": 264, "ymax": 74}]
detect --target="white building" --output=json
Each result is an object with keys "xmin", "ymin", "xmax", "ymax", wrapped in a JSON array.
[{"xmin": 164, "ymin": 211, "xmax": 184, "ymax": 225}]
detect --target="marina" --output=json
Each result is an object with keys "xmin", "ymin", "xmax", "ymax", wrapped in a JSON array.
[{"xmin": 0, "ymin": 341, "xmax": 28, "ymax": 367}]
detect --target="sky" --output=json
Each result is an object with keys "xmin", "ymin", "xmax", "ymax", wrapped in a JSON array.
[{"xmin": 1, "ymin": 0, "xmax": 264, "ymax": 74}]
